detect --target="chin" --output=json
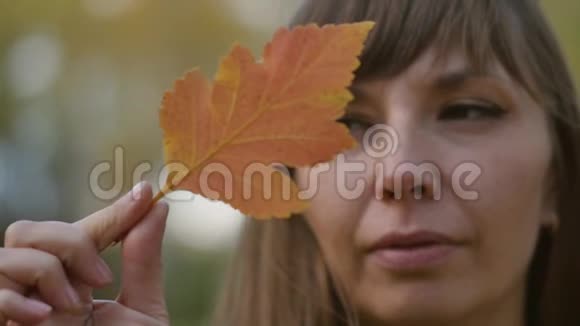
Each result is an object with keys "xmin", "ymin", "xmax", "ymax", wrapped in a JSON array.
[{"xmin": 356, "ymin": 279, "xmax": 476, "ymax": 325}]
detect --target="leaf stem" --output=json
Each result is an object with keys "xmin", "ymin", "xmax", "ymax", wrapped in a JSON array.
[{"xmin": 152, "ymin": 183, "xmax": 172, "ymax": 205}]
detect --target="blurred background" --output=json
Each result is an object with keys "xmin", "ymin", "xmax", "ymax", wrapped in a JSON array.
[{"xmin": 0, "ymin": 1, "xmax": 578, "ymax": 325}]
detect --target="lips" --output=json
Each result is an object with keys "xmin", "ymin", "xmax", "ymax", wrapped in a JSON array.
[
  {"xmin": 370, "ymin": 231, "xmax": 456, "ymax": 250},
  {"xmin": 368, "ymin": 230, "xmax": 461, "ymax": 271}
]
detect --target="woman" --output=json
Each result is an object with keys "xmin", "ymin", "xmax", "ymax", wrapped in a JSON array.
[{"xmin": 1, "ymin": 0, "xmax": 579, "ymax": 325}]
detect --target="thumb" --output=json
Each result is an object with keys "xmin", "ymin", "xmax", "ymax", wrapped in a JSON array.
[
  {"xmin": 75, "ymin": 181, "xmax": 154, "ymax": 251},
  {"xmin": 117, "ymin": 200, "xmax": 170, "ymax": 322}
]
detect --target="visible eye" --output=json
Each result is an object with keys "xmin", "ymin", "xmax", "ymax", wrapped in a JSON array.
[
  {"xmin": 337, "ymin": 115, "xmax": 374, "ymax": 142},
  {"xmin": 438, "ymin": 102, "xmax": 506, "ymax": 121}
]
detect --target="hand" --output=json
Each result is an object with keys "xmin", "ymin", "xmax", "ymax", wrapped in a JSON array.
[{"xmin": 0, "ymin": 182, "xmax": 170, "ymax": 325}]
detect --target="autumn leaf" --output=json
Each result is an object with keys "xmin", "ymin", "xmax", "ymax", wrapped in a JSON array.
[{"xmin": 157, "ymin": 21, "xmax": 375, "ymax": 219}]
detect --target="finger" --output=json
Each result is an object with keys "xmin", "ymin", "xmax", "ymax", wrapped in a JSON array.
[
  {"xmin": 17, "ymin": 290, "xmax": 92, "ymax": 325},
  {"xmin": 26, "ymin": 280, "xmax": 94, "ymax": 314},
  {"xmin": 7, "ymin": 302, "xmax": 91, "ymax": 326},
  {"xmin": 0, "ymin": 289, "xmax": 52, "ymax": 325},
  {"xmin": 0, "ymin": 273, "xmax": 26, "ymax": 295},
  {"xmin": 71, "ymin": 279, "xmax": 94, "ymax": 308},
  {"xmin": 117, "ymin": 201, "xmax": 170, "ymax": 323},
  {"xmin": 93, "ymin": 300, "xmax": 164, "ymax": 326},
  {"xmin": 0, "ymin": 274, "xmax": 40, "ymax": 326},
  {"xmin": 75, "ymin": 181, "xmax": 153, "ymax": 251},
  {"xmin": 4, "ymin": 220, "xmax": 114, "ymax": 288},
  {"xmin": 0, "ymin": 248, "xmax": 82, "ymax": 311}
]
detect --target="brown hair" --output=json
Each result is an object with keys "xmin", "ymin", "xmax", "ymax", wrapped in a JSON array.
[{"xmin": 212, "ymin": 1, "xmax": 580, "ymax": 325}]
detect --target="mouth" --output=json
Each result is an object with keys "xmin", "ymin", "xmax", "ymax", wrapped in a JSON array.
[{"xmin": 368, "ymin": 230, "xmax": 461, "ymax": 272}]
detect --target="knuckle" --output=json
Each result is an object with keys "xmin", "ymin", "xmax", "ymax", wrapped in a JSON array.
[
  {"xmin": 57, "ymin": 222, "xmax": 90, "ymax": 249},
  {"xmin": 71, "ymin": 224, "xmax": 93, "ymax": 248},
  {"xmin": 35, "ymin": 254, "xmax": 63, "ymax": 281},
  {"xmin": 5, "ymin": 221, "xmax": 91, "ymax": 257},
  {"xmin": 60, "ymin": 225, "xmax": 95, "ymax": 262},
  {"xmin": 4, "ymin": 220, "xmax": 35, "ymax": 247}
]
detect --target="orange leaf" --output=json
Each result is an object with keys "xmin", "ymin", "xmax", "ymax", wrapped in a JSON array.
[{"xmin": 158, "ymin": 22, "xmax": 375, "ymax": 219}]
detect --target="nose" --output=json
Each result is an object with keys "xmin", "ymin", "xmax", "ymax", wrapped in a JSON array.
[
  {"xmin": 381, "ymin": 169, "xmax": 438, "ymax": 201},
  {"xmin": 365, "ymin": 124, "xmax": 440, "ymax": 202}
]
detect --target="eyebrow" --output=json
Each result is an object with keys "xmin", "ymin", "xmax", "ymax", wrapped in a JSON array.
[
  {"xmin": 349, "ymin": 84, "xmax": 375, "ymax": 105},
  {"xmin": 347, "ymin": 68, "xmax": 509, "ymax": 106},
  {"xmin": 433, "ymin": 68, "xmax": 499, "ymax": 90}
]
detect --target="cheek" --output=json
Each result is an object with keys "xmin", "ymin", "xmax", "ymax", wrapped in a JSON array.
[
  {"xmin": 295, "ymin": 153, "xmax": 375, "ymax": 232},
  {"xmin": 295, "ymin": 156, "xmax": 375, "ymax": 282},
  {"xmin": 460, "ymin": 127, "xmax": 551, "ymax": 295}
]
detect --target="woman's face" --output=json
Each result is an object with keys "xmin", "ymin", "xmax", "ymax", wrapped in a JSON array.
[{"xmin": 295, "ymin": 48, "xmax": 556, "ymax": 325}]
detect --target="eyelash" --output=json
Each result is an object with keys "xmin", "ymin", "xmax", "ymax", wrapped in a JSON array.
[
  {"xmin": 337, "ymin": 115, "xmax": 373, "ymax": 141},
  {"xmin": 337, "ymin": 102, "xmax": 506, "ymax": 136},
  {"xmin": 438, "ymin": 103, "xmax": 506, "ymax": 121},
  {"xmin": 338, "ymin": 116, "xmax": 370, "ymax": 128}
]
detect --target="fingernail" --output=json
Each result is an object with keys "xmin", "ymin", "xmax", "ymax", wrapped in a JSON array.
[
  {"xmin": 129, "ymin": 181, "xmax": 147, "ymax": 201},
  {"xmin": 64, "ymin": 285, "xmax": 81, "ymax": 309},
  {"xmin": 23, "ymin": 298, "xmax": 52, "ymax": 315},
  {"xmin": 95, "ymin": 258, "xmax": 113, "ymax": 284}
]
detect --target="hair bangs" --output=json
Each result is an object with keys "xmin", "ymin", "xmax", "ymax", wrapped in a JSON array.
[{"xmin": 291, "ymin": 0, "xmax": 538, "ymax": 98}]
